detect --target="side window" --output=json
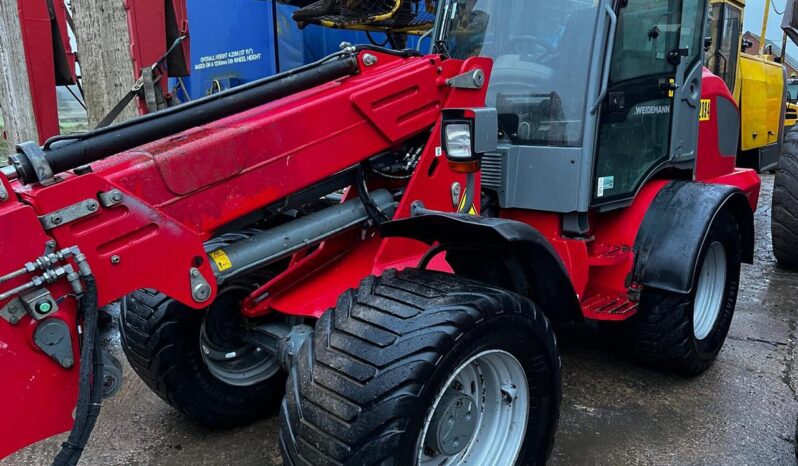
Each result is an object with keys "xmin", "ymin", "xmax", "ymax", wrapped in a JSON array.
[
  {"xmin": 593, "ymin": 0, "xmax": 701, "ymax": 205},
  {"xmin": 706, "ymin": 4, "xmax": 741, "ymax": 92}
]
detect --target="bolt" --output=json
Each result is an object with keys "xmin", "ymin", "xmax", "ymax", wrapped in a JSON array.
[
  {"xmin": 86, "ymin": 201, "xmax": 99, "ymax": 211},
  {"xmin": 363, "ymin": 53, "xmax": 378, "ymax": 66},
  {"xmin": 192, "ymin": 283, "xmax": 211, "ymax": 302},
  {"xmin": 8, "ymin": 315, "xmax": 19, "ymax": 324},
  {"xmin": 51, "ymin": 215, "xmax": 63, "ymax": 225},
  {"xmin": 9, "ymin": 304, "xmax": 17, "ymax": 312},
  {"xmin": 46, "ymin": 240, "xmax": 56, "ymax": 249},
  {"xmin": 61, "ymin": 357, "xmax": 74, "ymax": 368},
  {"xmin": 191, "ymin": 269, "xmax": 200, "ymax": 277},
  {"xmin": 110, "ymin": 255, "xmax": 121, "ymax": 264},
  {"xmin": 500, "ymin": 383, "xmax": 518, "ymax": 406},
  {"xmin": 111, "ymin": 191, "xmax": 123, "ymax": 202}
]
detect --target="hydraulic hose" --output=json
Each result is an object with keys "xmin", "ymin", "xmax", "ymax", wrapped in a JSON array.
[
  {"xmin": 52, "ymin": 275, "xmax": 102, "ymax": 466},
  {"xmin": 458, "ymin": 172, "xmax": 476, "ymax": 214}
]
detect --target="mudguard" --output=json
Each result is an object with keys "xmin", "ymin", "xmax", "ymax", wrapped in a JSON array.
[
  {"xmin": 381, "ymin": 212, "xmax": 582, "ymax": 322},
  {"xmin": 634, "ymin": 181, "xmax": 754, "ymax": 294}
]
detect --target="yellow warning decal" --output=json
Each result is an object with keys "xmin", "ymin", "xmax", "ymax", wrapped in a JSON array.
[
  {"xmin": 699, "ymin": 99, "xmax": 711, "ymax": 121},
  {"xmin": 210, "ymin": 249, "xmax": 232, "ymax": 272},
  {"xmin": 457, "ymin": 194, "xmax": 478, "ymax": 216}
]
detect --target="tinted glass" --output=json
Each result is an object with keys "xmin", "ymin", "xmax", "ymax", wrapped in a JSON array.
[
  {"xmin": 594, "ymin": 0, "xmax": 704, "ymax": 204},
  {"xmin": 439, "ymin": 0, "xmax": 600, "ymax": 147},
  {"xmin": 706, "ymin": 3, "xmax": 741, "ymax": 91}
]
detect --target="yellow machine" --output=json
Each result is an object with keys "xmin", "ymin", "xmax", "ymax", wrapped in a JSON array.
[{"xmin": 706, "ymin": 0, "xmax": 788, "ymax": 171}]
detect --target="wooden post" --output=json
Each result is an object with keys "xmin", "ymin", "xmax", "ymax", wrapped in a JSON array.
[
  {"xmin": 0, "ymin": 0, "xmax": 39, "ymax": 148},
  {"xmin": 71, "ymin": 0, "xmax": 138, "ymax": 127}
]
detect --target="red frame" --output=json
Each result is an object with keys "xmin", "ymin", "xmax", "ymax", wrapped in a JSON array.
[
  {"xmin": 16, "ymin": 0, "xmax": 77, "ymax": 142},
  {"xmin": 0, "ymin": 52, "xmax": 760, "ymax": 458}
]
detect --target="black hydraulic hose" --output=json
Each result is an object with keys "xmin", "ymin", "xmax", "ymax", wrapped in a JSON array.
[
  {"xmin": 8, "ymin": 55, "xmax": 359, "ymax": 184},
  {"xmin": 458, "ymin": 172, "xmax": 476, "ymax": 214},
  {"xmin": 52, "ymin": 276, "xmax": 102, "ymax": 466}
]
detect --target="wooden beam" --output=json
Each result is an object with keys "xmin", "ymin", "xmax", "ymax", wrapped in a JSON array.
[
  {"xmin": 0, "ymin": 0, "xmax": 39, "ymax": 148},
  {"xmin": 71, "ymin": 0, "xmax": 138, "ymax": 127}
]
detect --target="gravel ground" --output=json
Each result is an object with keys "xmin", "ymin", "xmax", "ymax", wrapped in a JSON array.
[{"xmin": 2, "ymin": 175, "xmax": 797, "ymax": 466}]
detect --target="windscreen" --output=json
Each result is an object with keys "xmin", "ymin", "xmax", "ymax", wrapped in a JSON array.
[{"xmin": 438, "ymin": 0, "xmax": 600, "ymax": 147}]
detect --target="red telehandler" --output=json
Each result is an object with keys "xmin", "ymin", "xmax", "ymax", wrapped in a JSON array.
[{"xmin": 0, "ymin": 0, "xmax": 761, "ymax": 465}]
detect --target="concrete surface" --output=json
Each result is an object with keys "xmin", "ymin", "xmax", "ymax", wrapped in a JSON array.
[{"xmin": 3, "ymin": 175, "xmax": 797, "ymax": 466}]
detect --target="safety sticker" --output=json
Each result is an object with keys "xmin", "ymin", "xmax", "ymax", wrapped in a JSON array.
[
  {"xmin": 457, "ymin": 194, "xmax": 478, "ymax": 215},
  {"xmin": 210, "ymin": 249, "xmax": 233, "ymax": 272},
  {"xmin": 699, "ymin": 99, "xmax": 711, "ymax": 121},
  {"xmin": 597, "ymin": 176, "xmax": 614, "ymax": 198}
]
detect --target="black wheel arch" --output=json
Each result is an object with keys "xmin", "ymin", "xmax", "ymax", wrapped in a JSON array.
[
  {"xmin": 634, "ymin": 180, "xmax": 754, "ymax": 294},
  {"xmin": 381, "ymin": 212, "xmax": 582, "ymax": 323}
]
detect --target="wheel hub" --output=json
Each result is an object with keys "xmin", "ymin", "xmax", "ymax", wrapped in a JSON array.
[
  {"xmin": 199, "ymin": 285, "xmax": 280, "ymax": 387},
  {"xmin": 693, "ymin": 241, "xmax": 727, "ymax": 340},
  {"xmin": 418, "ymin": 350, "xmax": 530, "ymax": 465},
  {"xmin": 424, "ymin": 389, "xmax": 479, "ymax": 456}
]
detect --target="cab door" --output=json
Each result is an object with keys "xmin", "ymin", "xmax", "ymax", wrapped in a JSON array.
[{"xmin": 592, "ymin": 0, "xmax": 708, "ymax": 207}]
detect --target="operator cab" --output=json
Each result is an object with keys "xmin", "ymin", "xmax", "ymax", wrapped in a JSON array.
[{"xmin": 434, "ymin": 0, "xmax": 708, "ymax": 228}]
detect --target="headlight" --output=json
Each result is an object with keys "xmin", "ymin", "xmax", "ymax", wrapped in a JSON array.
[{"xmin": 444, "ymin": 123, "xmax": 474, "ymax": 160}]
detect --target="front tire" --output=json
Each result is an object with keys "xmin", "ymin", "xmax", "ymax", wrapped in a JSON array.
[
  {"xmin": 773, "ymin": 125, "xmax": 798, "ymax": 267},
  {"xmin": 120, "ymin": 288, "xmax": 285, "ymax": 427},
  {"xmin": 279, "ymin": 269, "xmax": 561, "ymax": 466},
  {"xmin": 606, "ymin": 210, "xmax": 741, "ymax": 375}
]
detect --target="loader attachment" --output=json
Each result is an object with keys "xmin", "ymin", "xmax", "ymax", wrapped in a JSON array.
[{"xmin": 0, "ymin": 202, "xmax": 81, "ymax": 459}]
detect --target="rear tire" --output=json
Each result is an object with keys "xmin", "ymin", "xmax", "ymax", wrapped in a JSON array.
[
  {"xmin": 606, "ymin": 210, "xmax": 741, "ymax": 375},
  {"xmin": 120, "ymin": 289, "xmax": 285, "ymax": 427},
  {"xmin": 773, "ymin": 125, "xmax": 798, "ymax": 267},
  {"xmin": 279, "ymin": 268, "xmax": 561, "ymax": 466}
]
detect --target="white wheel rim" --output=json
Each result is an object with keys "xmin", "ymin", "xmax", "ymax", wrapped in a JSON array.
[
  {"xmin": 417, "ymin": 350, "xmax": 529, "ymax": 466},
  {"xmin": 693, "ymin": 241, "xmax": 727, "ymax": 340}
]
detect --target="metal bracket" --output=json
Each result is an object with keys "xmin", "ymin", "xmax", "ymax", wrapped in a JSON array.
[
  {"xmin": 39, "ymin": 198, "xmax": 101, "ymax": 230},
  {"xmin": 190, "ymin": 268, "xmax": 212, "ymax": 303},
  {"xmin": 0, "ymin": 180, "xmax": 8, "ymax": 202},
  {"xmin": 450, "ymin": 182, "xmax": 462, "ymax": 209},
  {"xmin": 16, "ymin": 141, "xmax": 55, "ymax": 185},
  {"xmin": 446, "ymin": 69, "xmax": 485, "ymax": 89},
  {"xmin": 20, "ymin": 288, "xmax": 59, "ymax": 320},
  {"xmin": 0, "ymin": 298, "xmax": 25, "ymax": 325},
  {"xmin": 98, "ymin": 189, "xmax": 124, "ymax": 207},
  {"xmin": 33, "ymin": 319, "xmax": 74, "ymax": 368}
]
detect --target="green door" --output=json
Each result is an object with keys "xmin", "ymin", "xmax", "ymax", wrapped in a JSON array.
[{"xmin": 592, "ymin": 0, "xmax": 708, "ymax": 207}]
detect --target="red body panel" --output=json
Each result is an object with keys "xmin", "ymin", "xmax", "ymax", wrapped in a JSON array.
[
  {"xmin": 0, "ymin": 52, "xmax": 489, "ymax": 455},
  {"xmin": 125, "ymin": 0, "xmax": 190, "ymax": 113},
  {"xmin": 696, "ymin": 68, "xmax": 739, "ymax": 180},
  {"xmin": 17, "ymin": 0, "xmax": 65, "ymax": 142}
]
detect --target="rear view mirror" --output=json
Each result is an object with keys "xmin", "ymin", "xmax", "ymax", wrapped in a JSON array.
[{"xmin": 783, "ymin": 0, "xmax": 798, "ymax": 46}]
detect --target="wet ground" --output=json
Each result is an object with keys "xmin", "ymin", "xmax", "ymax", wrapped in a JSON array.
[{"xmin": 3, "ymin": 175, "xmax": 797, "ymax": 466}]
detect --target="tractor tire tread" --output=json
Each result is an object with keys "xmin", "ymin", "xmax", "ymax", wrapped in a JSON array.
[
  {"xmin": 773, "ymin": 125, "xmax": 798, "ymax": 267},
  {"xmin": 280, "ymin": 268, "xmax": 560, "ymax": 466}
]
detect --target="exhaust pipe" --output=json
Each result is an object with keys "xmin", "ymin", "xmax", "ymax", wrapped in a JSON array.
[{"xmin": 210, "ymin": 189, "xmax": 396, "ymax": 283}]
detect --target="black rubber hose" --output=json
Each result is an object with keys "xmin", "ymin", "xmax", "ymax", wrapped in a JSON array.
[
  {"xmin": 458, "ymin": 172, "xmax": 476, "ymax": 214},
  {"xmin": 52, "ymin": 276, "xmax": 102, "ymax": 466},
  {"xmin": 8, "ymin": 56, "xmax": 359, "ymax": 184}
]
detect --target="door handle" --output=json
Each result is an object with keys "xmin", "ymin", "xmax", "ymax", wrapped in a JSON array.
[{"xmin": 590, "ymin": 3, "xmax": 618, "ymax": 115}]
